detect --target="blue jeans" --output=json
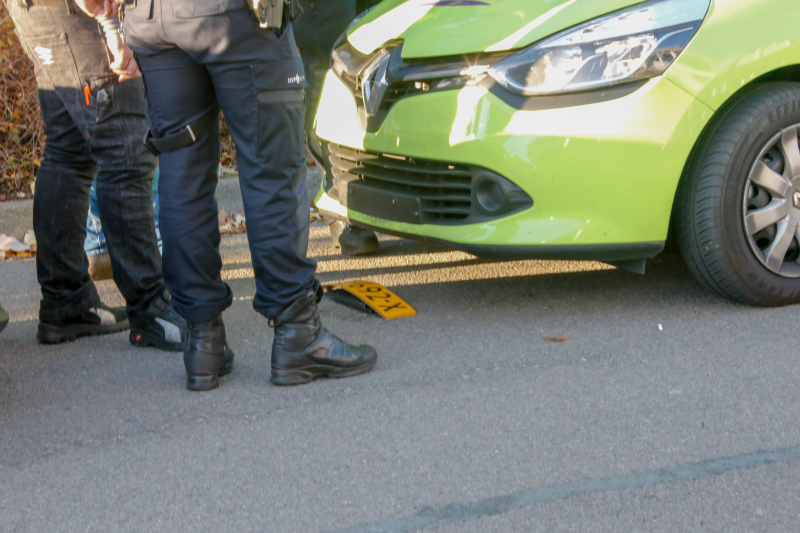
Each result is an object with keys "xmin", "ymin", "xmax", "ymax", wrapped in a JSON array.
[
  {"xmin": 85, "ymin": 168, "xmax": 163, "ymax": 257},
  {"xmin": 8, "ymin": 1, "xmax": 165, "ymax": 321}
]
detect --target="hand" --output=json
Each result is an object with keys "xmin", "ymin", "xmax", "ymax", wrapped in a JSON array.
[
  {"xmin": 105, "ymin": 32, "xmax": 140, "ymax": 81},
  {"xmin": 73, "ymin": 0, "xmax": 118, "ymax": 19}
]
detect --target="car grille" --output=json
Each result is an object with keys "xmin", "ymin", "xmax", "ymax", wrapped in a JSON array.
[{"xmin": 327, "ymin": 144, "xmax": 475, "ymax": 223}]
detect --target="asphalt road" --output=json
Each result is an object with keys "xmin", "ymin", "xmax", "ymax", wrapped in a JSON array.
[{"xmin": 2, "ymin": 181, "xmax": 800, "ymax": 532}]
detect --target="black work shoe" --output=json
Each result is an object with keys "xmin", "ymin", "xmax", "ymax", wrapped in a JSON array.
[
  {"xmin": 129, "ymin": 292, "xmax": 187, "ymax": 352},
  {"xmin": 0, "ymin": 303, "xmax": 8, "ymax": 335},
  {"xmin": 37, "ymin": 303, "xmax": 129, "ymax": 344},
  {"xmin": 328, "ymin": 220, "xmax": 380, "ymax": 256},
  {"xmin": 271, "ymin": 286, "xmax": 377, "ymax": 386},
  {"xmin": 184, "ymin": 315, "xmax": 235, "ymax": 391}
]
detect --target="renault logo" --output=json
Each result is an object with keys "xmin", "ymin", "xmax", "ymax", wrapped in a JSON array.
[
  {"xmin": 361, "ymin": 54, "xmax": 391, "ymax": 118},
  {"xmin": 794, "ymin": 191, "xmax": 800, "ymax": 209}
]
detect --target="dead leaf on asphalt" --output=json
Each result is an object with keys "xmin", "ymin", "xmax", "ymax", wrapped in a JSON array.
[{"xmin": 542, "ymin": 335, "xmax": 568, "ymax": 342}]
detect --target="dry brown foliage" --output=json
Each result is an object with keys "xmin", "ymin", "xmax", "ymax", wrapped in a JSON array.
[
  {"xmin": 219, "ymin": 113, "xmax": 237, "ymax": 170},
  {"xmin": 0, "ymin": 3, "xmax": 42, "ymax": 201}
]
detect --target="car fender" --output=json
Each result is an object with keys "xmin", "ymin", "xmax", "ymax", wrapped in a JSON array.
[{"xmin": 667, "ymin": 0, "xmax": 800, "ymax": 111}]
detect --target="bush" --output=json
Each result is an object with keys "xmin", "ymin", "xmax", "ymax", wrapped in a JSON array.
[{"xmin": 0, "ymin": 5, "xmax": 42, "ymax": 201}]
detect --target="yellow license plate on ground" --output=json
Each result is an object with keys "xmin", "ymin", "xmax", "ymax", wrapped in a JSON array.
[{"xmin": 327, "ymin": 281, "xmax": 417, "ymax": 319}]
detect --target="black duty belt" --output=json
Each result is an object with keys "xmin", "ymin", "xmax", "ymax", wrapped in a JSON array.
[{"xmin": 143, "ymin": 110, "xmax": 217, "ymax": 156}]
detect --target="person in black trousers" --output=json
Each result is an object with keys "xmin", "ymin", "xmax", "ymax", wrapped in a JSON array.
[{"xmin": 5, "ymin": 0, "xmax": 185, "ymax": 351}]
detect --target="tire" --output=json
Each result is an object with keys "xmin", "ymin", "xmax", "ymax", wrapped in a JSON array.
[{"xmin": 676, "ymin": 82, "xmax": 800, "ymax": 306}]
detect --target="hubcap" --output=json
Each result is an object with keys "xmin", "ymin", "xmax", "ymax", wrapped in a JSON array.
[{"xmin": 743, "ymin": 124, "xmax": 800, "ymax": 277}]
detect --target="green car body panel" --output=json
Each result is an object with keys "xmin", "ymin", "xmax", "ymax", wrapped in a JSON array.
[
  {"xmin": 347, "ymin": 0, "xmax": 645, "ymax": 58},
  {"xmin": 666, "ymin": 1, "xmax": 800, "ymax": 111},
  {"xmin": 314, "ymin": 0, "xmax": 800, "ymax": 255}
]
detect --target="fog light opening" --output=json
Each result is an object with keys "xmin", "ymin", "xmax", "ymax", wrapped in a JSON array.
[{"xmin": 475, "ymin": 175, "xmax": 508, "ymax": 214}]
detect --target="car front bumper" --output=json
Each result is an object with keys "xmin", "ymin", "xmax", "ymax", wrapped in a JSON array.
[{"xmin": 314, "ymin": 70, "xmax": 714, "ymax": 260}]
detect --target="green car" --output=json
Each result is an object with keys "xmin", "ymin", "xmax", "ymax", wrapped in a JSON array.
[{"xmin": 314, "ymin": 0, "xmax": 800, "ymax": 306}]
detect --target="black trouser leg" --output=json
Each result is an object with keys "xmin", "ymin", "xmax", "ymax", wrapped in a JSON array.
[
  {"xmin": 95, "ymin": 166, "xmax": 164, "ymax": 317},
  {"xmin": 91, "ymin": 74, "xmax": 164, "ymax": 318},
  {"xmin": 33, "ymin": 89, "xmax": 101, "ymax": 322}
]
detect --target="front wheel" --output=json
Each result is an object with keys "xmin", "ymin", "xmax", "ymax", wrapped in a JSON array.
[{"xmin": 676, "ymin": 82, "xmax": 800, "ymax": 306}]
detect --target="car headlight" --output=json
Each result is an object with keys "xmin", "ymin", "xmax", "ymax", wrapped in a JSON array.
[{"xmin": 488, "ymin": 0, "xmax": 710, "ymax": 96}]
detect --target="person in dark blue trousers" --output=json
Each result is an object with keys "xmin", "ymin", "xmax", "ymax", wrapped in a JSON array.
[
  {"xmin": 6, "ymin": 0, "xmax": 185, "ymax": 351},
  {"xmin": 74, "ymin": 0, "xmax": 377, "ymax": 390}
]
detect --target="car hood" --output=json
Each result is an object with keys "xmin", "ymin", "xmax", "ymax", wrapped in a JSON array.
[{"xmin": 348, "ymin": 0, "xmax": 648, "ymax": 58}]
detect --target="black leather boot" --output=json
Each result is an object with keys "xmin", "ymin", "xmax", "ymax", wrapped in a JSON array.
[
  {"xmin": 184, "ymin": 315, "xmax": 235, "ymax": 391},
  {"xmin": 271, "ymin": 287, "xmax": 377, "ymax": 386}
]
